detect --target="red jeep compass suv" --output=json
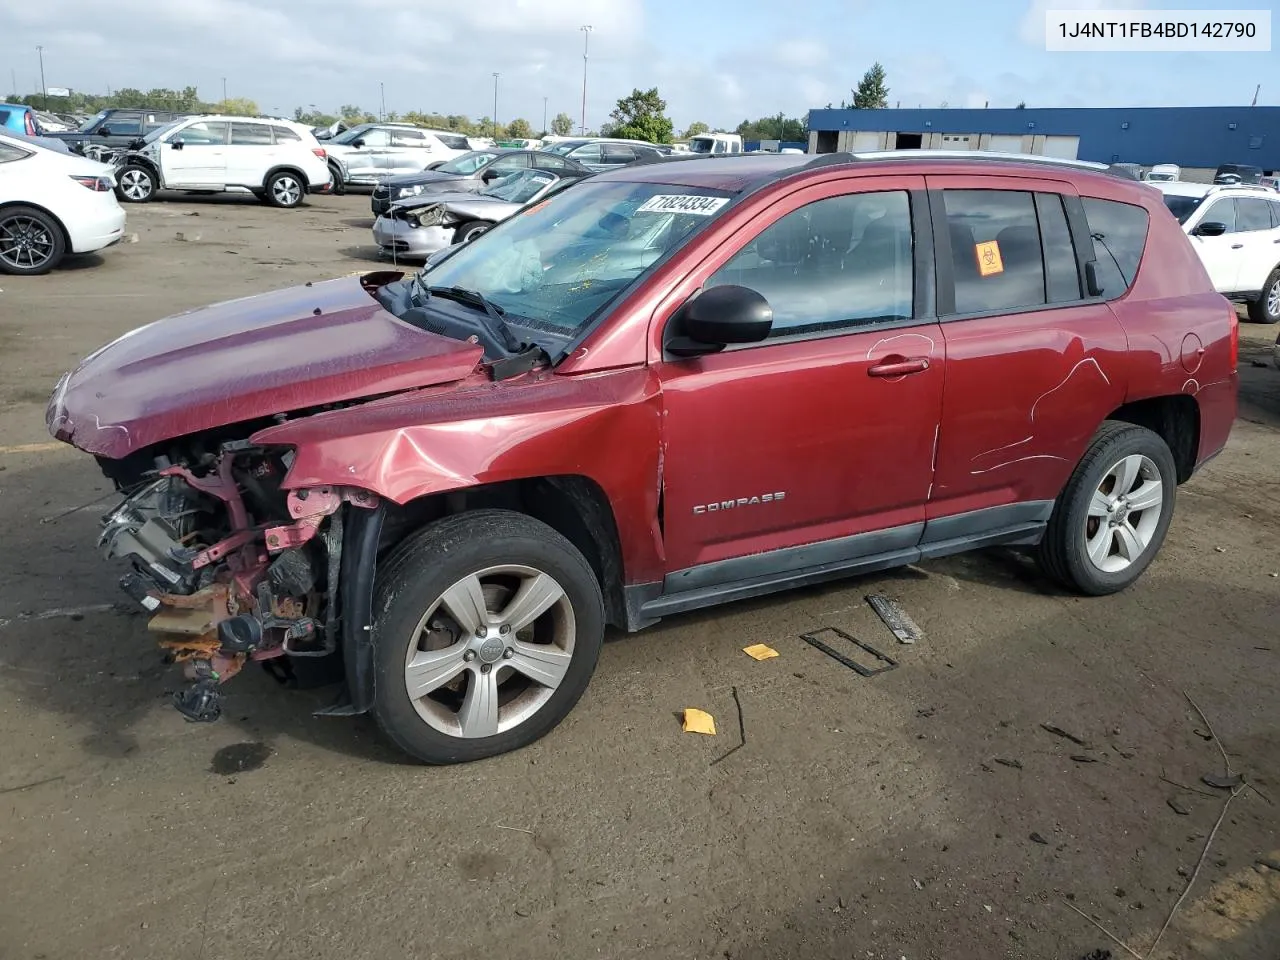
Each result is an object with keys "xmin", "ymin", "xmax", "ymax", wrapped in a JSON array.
[{"xmin": 47, "ymin": 151, "xmax": 1239, "ymax": 763}]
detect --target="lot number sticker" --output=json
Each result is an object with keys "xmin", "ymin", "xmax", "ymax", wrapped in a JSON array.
[
  {"xmin": 975, "ymin": 240, "xmax": 1004, "ymax": 277},
  {"xmin": 636, "ymin": 195, "xmax": 730, "ymax": 216}
]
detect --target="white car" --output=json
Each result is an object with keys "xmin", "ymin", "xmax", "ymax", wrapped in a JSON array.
[
  {"xmin": 1157, "ymin": 182, "xmax": 1280, "ymax": 324},
  {"xmin": 323, "ymin": 123, "xmax": 473, "ymax": 188},
  {"xmin": 0, "ymin": 131, "xmax": 126, "ymax": 275},
  {"xmin": 114, "ymin": 115, "xmax": 331, "ymax": 208},
  {"xmin": 1143, "ymin": 163, "xmax": 1180, "ymax": 182}
]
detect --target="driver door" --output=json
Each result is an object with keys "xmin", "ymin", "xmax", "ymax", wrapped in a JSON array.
[
  {"xmin": 1189, "ymin": 197, "xmax": 1244, "ymax": 294},
  {"xmin": 161, "ymin": 121, "xmax": 228, "ymax": 187},
  {"xmin": 654, "ymin": 177, "xmax": 945, "ymax": 583}
]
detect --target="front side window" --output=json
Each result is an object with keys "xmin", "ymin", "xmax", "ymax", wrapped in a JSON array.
[
  {"xmin": 1082, "ymin": 196, "xmax": 1150, "ymax": 298},
  {"xmin": 1236, "ymin": 197, "xmax": 1274, "ymax": 232},
  {"xmin": 1199, "ymin": 198, "xmax": 1237, "ymax": 233},
  {"xmin": 230, "ymin": 122, "xmax": 273, "ymax": 145},
  {"xmin": 422, "ymin": 180, "xmax": 732, "ymax": 335},
  {"xmin": 178, "ymin": 121, "xmax": 229, "ymax": 146},
  {"xmin": 944, "ymin": 190, "xmax": 1047, "ymax": 314},
  {"xmin": 356, "ymin": 128, "xmax": 391, "ymax": 147},
  {"xmin": 707, "ymin": 191, "xmax": 914, "ymax": 337}
]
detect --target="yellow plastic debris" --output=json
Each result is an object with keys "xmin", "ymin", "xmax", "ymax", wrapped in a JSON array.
[
  {"xmin": 742, "ymin": 643, "xmax": 779, "ymax": 661},
  {"xmin": 681, "ymin": 708, "xmax": 717, "ymax": 735}
]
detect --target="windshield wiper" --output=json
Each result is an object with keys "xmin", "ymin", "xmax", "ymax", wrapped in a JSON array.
[{"xmin": 424, "ymin": 285, "xmax": 523, "ymax": 352}]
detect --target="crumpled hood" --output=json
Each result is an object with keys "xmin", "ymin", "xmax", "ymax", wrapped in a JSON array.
[
  {"xmin": 389, "ymin": 191, "xmax": 508, "ymax": 214},
  {"xmin": 47, "ymin": 274, "xmax": 483, "ymax": 459}
]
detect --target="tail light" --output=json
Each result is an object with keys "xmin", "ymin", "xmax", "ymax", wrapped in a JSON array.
[
  {"xmin": 70, "ymin": 175, "xmax": 113, "ymax": 192},
  {"xmin": 24, "ymin": 112, "xmax": 36, "ymax": 136},
  {"xmin": 312, "ymin": 147, "xmax": 327, "ymax": 161},
  {"xmin": 1228, "ymin": 304, "xmax": 1239, "ymax": 372}
]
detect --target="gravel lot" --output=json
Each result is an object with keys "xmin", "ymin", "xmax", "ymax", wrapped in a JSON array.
[{"xmin": 1, "ymin": 193, "xmax": 1278, "ymax": 960}]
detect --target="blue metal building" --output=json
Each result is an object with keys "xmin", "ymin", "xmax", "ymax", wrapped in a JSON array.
[{"xmin": 804, "ymin": 106, "xmax": 1280, "ymax": 174}]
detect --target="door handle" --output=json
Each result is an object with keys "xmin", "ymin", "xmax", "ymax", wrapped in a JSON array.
[
  {"xmin": 1273, "ymin": 238, "xmax": 1280, "ymax": 243},
  {"xmin": 868, "ymin": 356, "xmax": 930, "ymax": 377},
  {"xmin": 1231, "ymin": 243, "xmax": 1244, "ymax": 249}
]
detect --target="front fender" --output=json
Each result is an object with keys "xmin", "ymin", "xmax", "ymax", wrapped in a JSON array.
[{"xmin": 250, "ymin": 365, "xmax": 666, "ymax": 584}]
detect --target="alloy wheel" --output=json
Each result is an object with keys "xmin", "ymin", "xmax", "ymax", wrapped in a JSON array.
[
  {"xmin": 1268, "ymin": 282, "xmax": 1280, "ymax": 320},
  {"xmin": 0, "ymin": 216, "xmax": 56, "ymax": 271},
  {"xmin": 403, "ymin": 564, "xmax": 576, "ymax": 739},
  {"xmin": 1084, "ymin": 453, "xmax": 1164, "ymax": 573},
  {"xmin": 272, "ymin": 176, "xmax": 302, "ymax": 206},
  {"xmin": 120, "ymin": 169, "xmax": 152, "ymax": 200}
]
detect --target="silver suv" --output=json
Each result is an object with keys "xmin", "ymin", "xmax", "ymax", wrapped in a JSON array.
[{"xmin": 324, "ymin": 123, "xmax": 473, "ymax": 188}]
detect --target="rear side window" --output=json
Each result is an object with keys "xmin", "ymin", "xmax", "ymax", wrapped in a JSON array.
[
  {"xmin": 0, "ymin": 142, "xmax": 27, "ymax": 163},
  {"xmin": 105, "ymin": 115, "xmax": 142, "ymax": 136},
  {"xmin": 943, "ymin": 190, "xmax": 1047, "ymax": 314},
  {"xmin": 230, "ymin": 123, "xmax": 273, "ymax": 145},
  {"xmin": 437, "ymin": 134, "xmax": 471, "ymax": 151},
  {"xmin": 392, "ymin": 129, "xmax": 425, "ymax": 147},
  {"xmin": 708, "ymin": 190, "xmax": 914, "ymax": 337},
  {"xmin": 1272, "ymin": 201, "xmax": 1280, "ymax": 228},
  {"xmin": 1237, "ymin": 198, "xmax": 1273, "ymax": 232},
  {"xmin": 1081, "ymin": 197, "xmax": 1149, "ymax": 299},
  {"xmin": 272, "ymin": 125, "xmax": 301, "ymax": 142}
]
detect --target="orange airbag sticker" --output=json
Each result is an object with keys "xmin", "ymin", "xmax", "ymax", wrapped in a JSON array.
[{"xmin": 975, "ymin": 240, "xmax": 1004, "ymax": 276}]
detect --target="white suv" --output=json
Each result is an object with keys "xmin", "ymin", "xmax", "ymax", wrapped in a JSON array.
[
  {"xmin": 323, "ymin": 123, "xmax": 473, "ymax": 189},
  {"xmin": 114, "ymin": 115, "xmax": 332, "ymax": 208},
  {"xmin": 1157, "ymin": 182, "xmax": 1280, "ymax": 323}
]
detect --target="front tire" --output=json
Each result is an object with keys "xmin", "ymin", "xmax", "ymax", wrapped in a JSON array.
[
  {"xmin": 371, "ymin": 510, "xmax": 604, "ymax": 764},
  {"xmin": 328, "ymin": 163, "xmax": 346, "ymax": 196},
  {"xmin": 1247, "ymin": 268, "xmax": 1280, "ymax": 324},
  {"xmin": 0, "ymin": 206, "xmax": 66, "ymax": 275},
  {"xmin": 1037, "ymin": 421, "xmax": 1177, "ymax": 595},
  {"xmin": 117, "ymin": 163, "xmax": 157, "ymax": 203},
  {"xmin": 454, "ymin": 220, "xmax": 491, "ymax": 245},
  {"xmin": 265, "ymin": 171, "xmax": 305, "ymax": 208}
]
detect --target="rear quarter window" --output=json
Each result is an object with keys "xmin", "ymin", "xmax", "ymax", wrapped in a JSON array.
[
  {"xmin": 1081, "ymin": 197, "xmax": 1149, "ymax": 300},
  {"xmin": 437, "ymin": 134, "xmax": 471, "ymax": 151},
  {"xmin": 272, "ymin": 125, "xmax": 301, "ymax": 143}
]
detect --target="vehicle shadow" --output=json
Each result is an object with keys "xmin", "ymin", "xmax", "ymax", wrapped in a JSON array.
[
  {"xmin": 337, "ymin": 245, "xmax": 394, "ymax": 264},
  {"xmin": 340, "ymin": 218, "xmax": 375, "ymax": 229},
  {"xmin": 57, "ymin": 253, "xmax": 107, "ymax": 272}
]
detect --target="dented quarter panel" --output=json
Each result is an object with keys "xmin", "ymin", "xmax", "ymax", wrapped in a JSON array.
[
  {"xmin": 45, "ymin": 274, "xmax": 483, "ymax": 459},
  {"xmin": 250, "ymin": 365, "xmax": 667, "ymax": 584}
]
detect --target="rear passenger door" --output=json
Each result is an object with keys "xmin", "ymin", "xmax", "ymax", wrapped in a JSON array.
[
  {"xmin": 226, "ymin": 121, "xmax": 276, "ymax": 186},
  {"xmin": 387, "ymin": 128, "xmax": 429, "ymax": 175},
  {"xmin": 924, "ymin": 176, "xmax": 1131, "ymax": 535},
  {"xmin": 1235, "ymin": 196, "xmax": 1280, "ymax": 293}
]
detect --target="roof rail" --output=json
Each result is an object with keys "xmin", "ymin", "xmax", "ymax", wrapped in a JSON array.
[{"xmin": 799, "ymin": 149, "xmax": 1140, "ymax": 180}]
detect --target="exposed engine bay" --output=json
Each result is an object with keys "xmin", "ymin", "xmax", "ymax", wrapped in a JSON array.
[{"xmin": 99, "ymin": 438, "xmax": 378, "ymax": 723}]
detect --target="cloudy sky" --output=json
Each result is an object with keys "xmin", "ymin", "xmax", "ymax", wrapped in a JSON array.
[{"xmin": 2, "ymin": 0, "xmax": 1276, "ymax": 130}]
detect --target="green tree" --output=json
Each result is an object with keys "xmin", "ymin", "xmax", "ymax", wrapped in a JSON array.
[
  {"xmin": 339, "ymin": 104, "xmax": 375, "ymax": 123},
  {"xmin": 683, "ymin": 120, "xmax": 709, "ymax": 139},
  {"xmin": 735, "ymin": 112, "xmax": 808, "ymax": 142},
  {"xmin": 506, "ymin": 117, "xmax": 534, "ymax": 139},
  {"xmin": 851, "ymin": 62, "xmax": 889, "ymax": 109},
  {"xmin": 215, "ymin": 97, "xmax": 260, "ymax": 116},
  {"xmin": 608, "ymin": 87, "xmax": 674, "ymax": 144},
  {"xmin": 1015, "ymin": 101, "xmax": 1027, "ymax": 109},
  {"xmin": 550, "ymin": 112, "xmax": 574, "ymax": 136}
]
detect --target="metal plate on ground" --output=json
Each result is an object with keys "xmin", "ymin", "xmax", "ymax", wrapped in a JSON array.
[
  {"xmin": 865, "ymin": 594, "xmax": 923, "ymax": 644},
  {"xmin": 800, "ymin": 627, "xmax": 899, "ymax": 677}
]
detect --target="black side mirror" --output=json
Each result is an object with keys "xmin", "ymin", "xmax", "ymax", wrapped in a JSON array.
[
  {"xmin": 352, "ymin": 138, "xmax": 366, "ymax": 148},
  {"xmin": 1194, "ymin": 221, "xmax": 1227, "ymax": 237},
  {"xmin": 667, "ymin": 285, "xmax": 773, "ymax": 357},
  {"xmin": 170, "ymin": 138, "xmax": 184, "ymax": 150},
  {"xmin": 98, "ymin": 124, "xmax": 112, "ymax": 136}
]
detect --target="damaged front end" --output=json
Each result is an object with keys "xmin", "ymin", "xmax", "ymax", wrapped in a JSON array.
[{"xmin": 100, "ymin": 440, "xmax": 379, "ymax": 723}]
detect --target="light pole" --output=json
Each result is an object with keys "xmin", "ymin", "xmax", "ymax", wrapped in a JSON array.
[
  {"xmin": 35, "ymin": 45, "xmax": 47, "ymax": 110},
  {"xmin": 379, "ymin": 81, "xmax": 385, "ymax": 121},
  {"xmin": 222, "ymin": 77, "xmax": 227, "ymax": 103},
  {"xmin": 492, "ymin": 72, "xmax": 500, "ymax": 139},
  {"xmin": 580, "ymin": 25, "xmax": 593, "ymax": 135},
  {"xmin": 543, "ymin": 96, "xmax": 548, "ymax": 135}
]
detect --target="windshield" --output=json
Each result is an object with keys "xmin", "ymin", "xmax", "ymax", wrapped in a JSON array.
[
  {"xmin": 329, "ymin": 124, "xmax": 374, "ymax": 145},
  {"xmin": 483, "ymin": 169, "xmax": 557, "ymax": 203},
  {"xmin": 435, "ymin": 151, "xmax": 499, "ymax": 175},
  {"xmin": 415, "ymin": 180, "xmax": 734, "ymax": 338},
  {"xmin": 688, "ymin": 138, "xmax": 714, "ymax": 154},
  {"xmin": 542, "ymin": 141, "xmax": 584, "ymax": 156},
  {"xmin": 1162, "ymin": 193, "xmax": 1205, "ymax": 224},
  {"xmin": 143, "ymin": 119, "xmax": 185, "ymax": 144},
  {"xmin": 80, "ymin": 110, "xmax": 109, "ymax": 132}
]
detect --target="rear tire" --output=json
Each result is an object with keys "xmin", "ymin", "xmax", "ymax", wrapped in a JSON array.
[
  {"xmin": 0, "ymin": 205, "xmax": 66, "ymax": 275},
  {"xmin": 1247, "ymin": 268, "xmax": 1280, "ymax": 324},
  {"xmin": 328, "ymin": 163, "xmax": 346, "ymax": 196},
  {"xmin": 265, "ymin": 171, "xmax": 305, "ymax": 208},
  {"xmin": 116, "ymin": 163, "xmax": 157, "ymax": 203},
  {"xmin": 1037, "ymin": 421, "xmax": 1177, "ymax": 595},
  {"xmin": 371, "ymin": 510, "xmax": 604, "ymax": 764}
]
